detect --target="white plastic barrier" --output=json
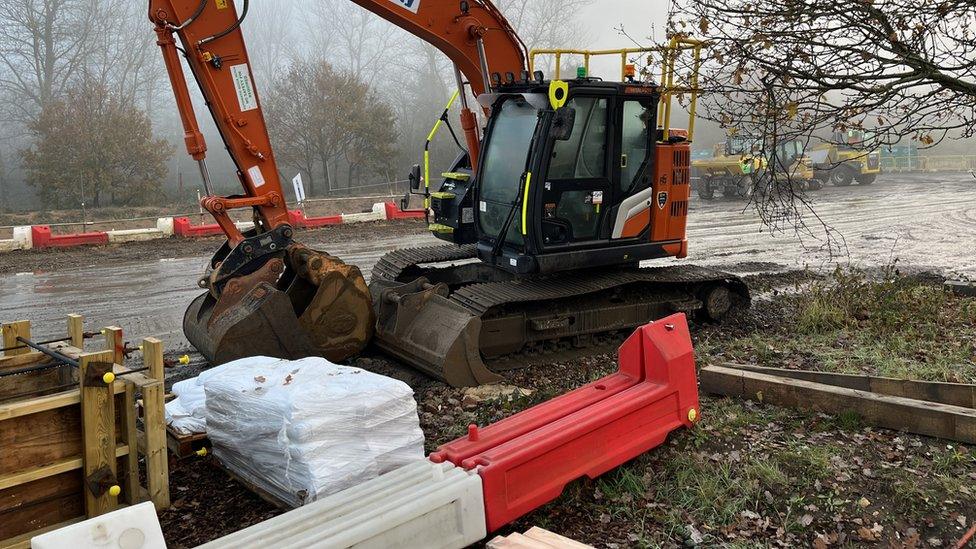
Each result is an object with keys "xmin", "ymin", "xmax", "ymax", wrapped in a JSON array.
[
  {"xmin": 341, "ymin": 202, "xmax": 387, "ymax": 224},
  {"xmin": 198, "ymin": 460, "xmax": 487, "ymax": 549},
  {"xmin": 156, "ymin": 217, "xmax": 175, "ymax": 236},
  {"xmin": 31, "ymin": 501, "xmax": 166, "ymax": 549},
  {"xmin": 0, "ymin": 226, "xmax": 33, "ymax": 252},
  {"xmin": 107, "ymin": 228, "xmax": 166, "ymax": 243}
]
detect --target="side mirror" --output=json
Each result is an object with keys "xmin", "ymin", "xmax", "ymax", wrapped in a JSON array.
[
  {"xmin": 409, "ymin": 164, "xmax": 422, "ymax": 192},
  {"xmin": 551, "ymin": 107, "xmax": 576, "ymax": 141}
]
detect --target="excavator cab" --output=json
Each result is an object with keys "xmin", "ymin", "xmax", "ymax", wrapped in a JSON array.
[{"xmin": 424, "ymin": 78, "xmax": 690, "ymax": 274}]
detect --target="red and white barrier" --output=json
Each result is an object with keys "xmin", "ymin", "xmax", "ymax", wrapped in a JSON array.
[
  {"xmin": 0, "ymin": 226, "xmax": 32, "ymax": 252},
  {"xmin": 2, "ymin": 201, "xmax": 427, "ymax": 252}
]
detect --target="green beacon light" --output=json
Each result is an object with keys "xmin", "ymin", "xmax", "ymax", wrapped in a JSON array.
[{"xmin": 577, "ymin": 66, "xmax": 587, "ymax": 79}]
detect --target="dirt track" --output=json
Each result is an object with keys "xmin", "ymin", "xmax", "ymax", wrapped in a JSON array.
[{"xmin": 0, "ymin": 172, "xmax": 973, "ymax": 346}]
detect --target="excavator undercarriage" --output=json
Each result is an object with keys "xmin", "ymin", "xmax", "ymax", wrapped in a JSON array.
[{"xmin": 369, "ymin": 245, "xmax": 749, "ymax": 386}]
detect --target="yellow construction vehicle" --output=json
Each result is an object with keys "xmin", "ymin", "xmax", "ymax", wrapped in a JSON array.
[
  {"xmin": 692, "ymin": 134, "xmax": 818, "ymax": 199},
  {"xmin": 810, "ymin": 130, "xmax": 882, "ymax": 186}
]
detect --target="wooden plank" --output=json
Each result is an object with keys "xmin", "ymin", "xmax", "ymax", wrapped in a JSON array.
[
  {"xmin": 0, "ymin": 394, "xmax": 126, "ymax": 476},
  {"xmin": 122, "ymin": 382, "xmax": 140, "ymax": 505},
  {"xmin": 1, "ymin": 321, "xmax": 30, "ymax": 357},
  {"xmin": 0, "ymin": 344, "xmax": 84, "ymax": 371},
  {"xmin": 0, "ymin": 445, "xmax": 129, "ymax": 491},
  {"xmin": 79, "ymin": 350, "xmax": 117, "ymax": 517},
  {"xmin": 726, "ymin": 364, "xmax": 976, "ymax": 409},
  {"xmin": 102, "ymin": 326, "xmax": 124, "ymax": 366},
  {"xmin": 701, "ymin": 365, "xmax": 976, "ymax": 444},
  {"xmin": 67, "ymin": 315, "xmax": 84, "ymax": 349},
  {"xmin": 142, "ymin": 336, "xmax": 169, "ymax": 510},
  {"xmin": 524, "ymin": 527, "xmax": 594, "ymax": 548},
  {"xmin": 0, "ymin": 470, "xmax": 84, "ymax": 541},
  {"xmin": 143, "ymin": 380, "xmax": 169, "ymax": 509},
  {"xmin": 0, "ymin": 517, "xmax": 84, "ymax": 549},
  {"xmin": 0, "ymin": 366, "xmax": 66, "ymax": 402},
  {"xmin": 0, "ymin": 382, "xmax": 124, "ymax": 421}
]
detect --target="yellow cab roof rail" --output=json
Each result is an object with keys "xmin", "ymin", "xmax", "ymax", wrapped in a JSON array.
[{"xmin": 528, "ymin": 37, "xmax": 705, "ymax": 143}]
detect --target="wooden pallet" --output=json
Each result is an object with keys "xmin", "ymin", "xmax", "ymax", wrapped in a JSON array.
[
  {"xmin": 0, "ymin": 316, "xmax": 170, "ymax": 546},
  {"xmin": 166, "ymin": 425, "xmax": 211, "ymax": 459}
]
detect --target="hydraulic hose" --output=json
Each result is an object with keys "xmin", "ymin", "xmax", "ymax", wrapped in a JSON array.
[{"xmin": 198, "ymin": 0, "xmax": 249, "ymax": 46}]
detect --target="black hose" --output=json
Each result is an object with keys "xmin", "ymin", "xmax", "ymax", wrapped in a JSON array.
[
  {"xmin": 170, "ymin": 0, "xmax": 208, "ymax": 31},
  {"xmin": 198, "ymin": 0, "xmax": 249, "ymax": 46}
]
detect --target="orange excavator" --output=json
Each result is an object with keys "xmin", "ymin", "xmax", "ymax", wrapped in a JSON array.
[{"xmin": 150, "ymin": 0, "xmax": 749, "ymax": 386}]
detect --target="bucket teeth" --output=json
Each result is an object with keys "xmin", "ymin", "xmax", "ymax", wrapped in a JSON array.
[{"xmin": 370, "ymin": 278, "xmax": 502, "ymax": 387}]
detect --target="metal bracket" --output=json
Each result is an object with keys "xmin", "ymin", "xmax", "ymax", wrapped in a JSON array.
[
  {"xmin": 82, "ymin": 361, "xmax": 114, "ymax": 388},
  {"xmin": 85, "ymin": 465, "xmax": 118, "ymax": 498}
]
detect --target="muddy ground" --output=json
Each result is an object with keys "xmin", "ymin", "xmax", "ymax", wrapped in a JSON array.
[{"xmin": 2, "ymin": 172, "xmax": 975, "ymax": 547}]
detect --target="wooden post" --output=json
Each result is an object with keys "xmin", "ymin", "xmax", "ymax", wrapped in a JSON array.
[
  {"xmin": 79, "ymin": 350, "xmax": 118, "ymax": 517},
  {"xmin": 122, "ymin": 382, "xmax": 141, "ymax": 505},
  {"xmin": 141, "ymin": 337, "xmax": 170, "ymax": 509},
  {"xmin": 102, "ymin": 326, "xmax": 124, "ymax": 366},
  {"xmin": 67, "ymin": 314, "xmax": 84, "ymax": 349},
  {"xmin": 1, "ymin": 320, "xmax": 31, "ymax": 356}
]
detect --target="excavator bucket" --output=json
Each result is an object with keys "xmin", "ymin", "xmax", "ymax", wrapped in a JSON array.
[
  {"xmin": 370, "ymin": 278, "xmax": 503, "ymax": 387},
  {"xmin": 184, "ymin": 245, "xmax": 374, "ymax": 366}
]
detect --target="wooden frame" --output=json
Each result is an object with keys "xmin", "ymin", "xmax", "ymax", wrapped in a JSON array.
[
  {"xmin": 0, "ymin": 316, "xmax": 170, "ymax": 546},
  {"xmin": 700, "ymin": 364, "xmax": 976, "ymax": 444}
]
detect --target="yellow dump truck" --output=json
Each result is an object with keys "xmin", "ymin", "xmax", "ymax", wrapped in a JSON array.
[
  {"xmin": 809, "ymin": 130, "xmax": 882, "ymax": 186},
  {"xmin": 692, "ymin": 135, "xmax": 819, "ymax": 200}
]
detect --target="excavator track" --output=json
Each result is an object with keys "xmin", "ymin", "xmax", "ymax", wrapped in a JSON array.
[
  {"xmin": 369, "ymin": 245, "xmax": 749, "ymax": 386},
  {"xmin": 371, "ymin": 244, "xmax": 479, "ymax": 282}
]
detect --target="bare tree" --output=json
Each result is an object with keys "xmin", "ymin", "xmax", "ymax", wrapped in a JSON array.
[
  {"xmin": 670, "ymin": 0, "xmax": 976, "ymax": 243},
  {"xmin": 0, "ymin": 0, "xmax": 100, "ymax": 123},
  {"xmin": 265, "ymin": 61, "xmax": 398, "ymax": 196}
]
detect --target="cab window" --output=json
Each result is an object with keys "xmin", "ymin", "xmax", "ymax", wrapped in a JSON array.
[{"xmin": 547, "ymin": 97, "xmax": 608, "ymax": 179}]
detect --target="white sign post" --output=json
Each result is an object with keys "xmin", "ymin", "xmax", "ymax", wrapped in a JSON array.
[{"xmin": 292, "ymin": 173, "xmax": 307, "ymax": 217}]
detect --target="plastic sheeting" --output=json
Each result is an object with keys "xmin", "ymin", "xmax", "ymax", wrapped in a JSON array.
[
  {"xmin": 203, "ymin": 356, "xmax": 425, "ymax": 507},
  {"xmin": 164, "ymin": 364, "xmax": 226, "ymax": 435}
]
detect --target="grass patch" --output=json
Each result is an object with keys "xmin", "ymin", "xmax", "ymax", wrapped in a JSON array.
[{"xmin": 708, "ymin": 265, "xmax": 976, "ymax": 383}]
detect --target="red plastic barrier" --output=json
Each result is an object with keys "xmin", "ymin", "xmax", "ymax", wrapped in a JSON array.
[
  {"xmin": 299, "ymin": 214, "xmax": 343, "ymax": 228},
  {"xmin": 31, "ymin": 225, "xmax": 109, "ymax": 248},
  {"xmin": 172, "ymin": 217, "xmax": 224, "ymax": 237},
  {"xmin": 287, "ymin": 210, "xmax": 306, "ymax": 228},
  {"xmin": 433, "ymin": 313, "xmax": 699, "ymax": 532},
  {"xmin": 384, "ymin": 201, "xmax": 426, "ymax": 220}
]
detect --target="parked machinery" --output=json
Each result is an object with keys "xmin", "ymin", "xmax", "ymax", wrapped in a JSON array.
[
  {"xmin": 691, "ymin": 133, "xmax": 818, "ymax": 200},
  {"xmin": 809, "ymin": 130, "xmax": 882, "ymax": 186}
]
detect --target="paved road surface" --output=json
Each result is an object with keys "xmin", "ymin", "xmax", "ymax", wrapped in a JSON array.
[{"xmin": 1, "ymin": 173, "xmax": 973, "ymax": 346}]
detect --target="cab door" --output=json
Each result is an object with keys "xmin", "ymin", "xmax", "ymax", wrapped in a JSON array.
[
  {"xmin": 537, "ymin": 95, "xmax": 612, "ymax": 249},
  {"xmin": 610, "ymin": 98, "xmax": 656, "ymax": 240}
]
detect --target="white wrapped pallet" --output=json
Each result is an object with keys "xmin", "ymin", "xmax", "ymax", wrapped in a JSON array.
[{"xmin": 204, "ymin": 356, "xmax": 425, "ymax": 507}]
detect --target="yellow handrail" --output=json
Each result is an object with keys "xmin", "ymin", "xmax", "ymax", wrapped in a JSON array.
[{"xmin": 528, "ymin": 38, "xmax": 705, "ymax": 143}]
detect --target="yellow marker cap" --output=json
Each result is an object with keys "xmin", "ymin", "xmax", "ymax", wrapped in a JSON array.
[
  {"xmin": 687, "ymin": 408, "xmax": 698, "ymax": 422},
  {"xmin": 195, "ymin": 447, "xmax": 209, "ymax": 457},
  {"xmin": 102, "ymin": 372, "xmax": 116, "ymax": 384},
  {"xmin": 178, "ymin": 355, "xmax": 190, "ymax": 365},
  {"xmin": 108, "ymin": 485, "xmax": 121, "ymax": 497}
]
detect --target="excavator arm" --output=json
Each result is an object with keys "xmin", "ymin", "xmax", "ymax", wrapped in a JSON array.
[{"xmin": 149, "ymin": 0, "xmax": 527, "ymax": 366}]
